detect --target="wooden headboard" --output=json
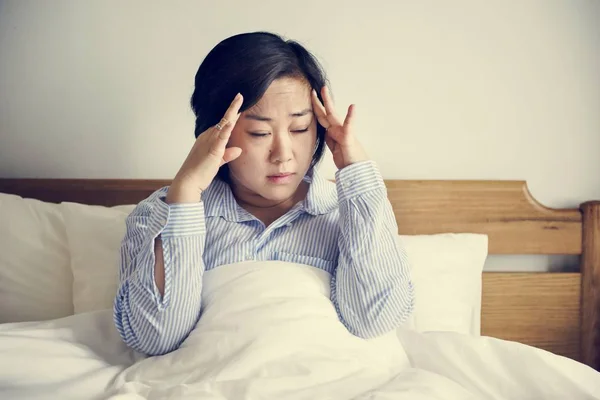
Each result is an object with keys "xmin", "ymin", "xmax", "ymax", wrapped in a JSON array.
[{"xmin": 1, "ymin": 178, "xmax": 599, "ymax": 370}]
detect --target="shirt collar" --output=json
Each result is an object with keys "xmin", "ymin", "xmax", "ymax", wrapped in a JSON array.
[
  {"xmin": 202, "ymin": 168, "xmax": 338, "ymax": 222},
  {"xmin": 302, "ymin": 168, "xmax": 338, "ymax": 216}
]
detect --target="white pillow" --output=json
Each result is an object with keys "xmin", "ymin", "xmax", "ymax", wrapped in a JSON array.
[
  {"xmin": 0, "ymin": 193, "xmax": 73, "ymax": 323},
  {"xmin": 60, "ymin": 202, "xmax": 136, "ymax": 314},
  {"xmin": 399, "ymin": 233, "xmax": 488, "ymax": 336},
  {"xmin": 60, "ymin": 202, "xmax": 488, "ymax": 336}
]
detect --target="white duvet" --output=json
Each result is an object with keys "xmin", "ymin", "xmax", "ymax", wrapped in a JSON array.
[{"xmin": 1, "ymin": 261, "xmax": 599, "ymax": 400}]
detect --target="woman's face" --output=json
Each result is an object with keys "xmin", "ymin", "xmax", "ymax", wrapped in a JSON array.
[{"xmin": 227, "ymin": 77, "xmax": 317, "ymax": 207}]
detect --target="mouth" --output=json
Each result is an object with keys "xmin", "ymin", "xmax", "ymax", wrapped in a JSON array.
[{"xmin": 266, "ymin": 172, "xmax": 296, "ymax": 184}]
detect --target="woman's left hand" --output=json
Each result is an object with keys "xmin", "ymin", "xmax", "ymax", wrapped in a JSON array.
[{"xmin": 311, "ymin": 86, "xmax": 369, "ymax": 170}]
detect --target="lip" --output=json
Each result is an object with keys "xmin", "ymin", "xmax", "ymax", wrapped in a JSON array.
[{"xmin": 267, "ymin": 172, "xmax": 295, "ymax": 184}]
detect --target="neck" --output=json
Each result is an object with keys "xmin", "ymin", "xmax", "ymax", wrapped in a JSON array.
[{"xmin": 229, "ymin": 179, "xmax": 309, "ymax": 225}]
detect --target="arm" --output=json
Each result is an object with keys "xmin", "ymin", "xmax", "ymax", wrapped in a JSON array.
[
  {"xmin": 113, "ymin": 187, "xmax": 206, "ymax": 356},
  {"xmin": 332, "ymin": 160, "xmax": 414, "ymax": 338}
]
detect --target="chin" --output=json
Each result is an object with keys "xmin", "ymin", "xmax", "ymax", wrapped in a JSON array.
[{"xmin": 259, "ymin": 185, "xmax": 298, "ymax": 201}]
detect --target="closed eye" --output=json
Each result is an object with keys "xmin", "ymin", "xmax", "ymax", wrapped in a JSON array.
[{"xmin": 249, "ymin": 128, "xmax": 309, "ymax": 136}]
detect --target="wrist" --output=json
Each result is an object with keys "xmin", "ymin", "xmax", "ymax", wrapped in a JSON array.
[
  {"xmin": 335, "ymin": 160, "xmax": 384, "ymax": 202},
  {"xmin": 166, "ymin": 182, "xmax": 202, "ymax": 204}
]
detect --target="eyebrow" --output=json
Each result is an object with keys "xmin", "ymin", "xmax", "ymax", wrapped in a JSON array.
[{"xmin": 244, "ymin": 108, "xmax": 313, "ymax": 121}]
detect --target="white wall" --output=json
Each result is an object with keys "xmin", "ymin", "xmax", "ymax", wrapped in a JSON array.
[{"xmin": 1, "ymin": 0, "xmax": 599, "ymax": 270}]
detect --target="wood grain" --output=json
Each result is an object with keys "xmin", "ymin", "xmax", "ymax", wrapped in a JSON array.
[
  {"xmin": 0, "ymin": 178, "xmax": 171, "ymax": 207},
  {"xmin": 481, "ymin": 272, "xmax": 581, "ymax": 360},
  {"xmin": 0, "ymin": 179, "xmax": 582, "ymax": 255},
  {"xmin": 580, "ymin": 201, "xmax": 600, "ymax": 370},
  {"xmin": 386, "ymin": 180, "xmax": 582, "ymax": 255}
]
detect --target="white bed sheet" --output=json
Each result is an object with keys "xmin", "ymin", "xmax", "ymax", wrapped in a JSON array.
[
  {"xmin": 0, "ymin": 310, "xmax": 138, "ymax": 400},
  {"xmin": 1, "ymin": 262, "xmax": 599, "ymax": 400},
  {"xmin": 1, "ymin": 311, "xmax": 599, "ymax": 400}
]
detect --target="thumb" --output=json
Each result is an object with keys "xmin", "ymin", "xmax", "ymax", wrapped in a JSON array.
[{"xmin": 220, "ymin": 147, "xmax": 242, "ymax": 166}]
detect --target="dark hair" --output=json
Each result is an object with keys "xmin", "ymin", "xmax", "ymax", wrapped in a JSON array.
[{"xmin": 190, "ymin": 31, "xmax": 329, "ymax": 182}]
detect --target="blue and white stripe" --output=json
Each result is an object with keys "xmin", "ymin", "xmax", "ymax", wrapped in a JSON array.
[{"xmin": 113, "ymin": 160, "xmax": 414, "ymax": 356}]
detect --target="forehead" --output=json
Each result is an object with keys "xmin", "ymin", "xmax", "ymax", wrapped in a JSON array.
[{"xmin": 247, "ymin": 77, "xmax": 312, "ymax": 115}]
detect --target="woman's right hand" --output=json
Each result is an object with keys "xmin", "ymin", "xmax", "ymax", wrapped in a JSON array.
[{"xmin": 166, "ymin": 93, "xmax": 244, "ymax": 204}]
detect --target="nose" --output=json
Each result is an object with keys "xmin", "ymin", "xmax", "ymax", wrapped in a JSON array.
[{"xmin": 269, "ymin": 133, "xmax": 293, "ymax": 164}]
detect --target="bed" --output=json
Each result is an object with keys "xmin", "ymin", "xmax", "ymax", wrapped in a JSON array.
[{"xmin": 0, "ymin": 177, "xmax": 599, "ymax": 399}]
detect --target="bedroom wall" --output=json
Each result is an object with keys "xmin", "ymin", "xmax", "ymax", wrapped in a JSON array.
[{"xmin": 1, "ymin": 0, "xmax": 599, "ymax": 271}]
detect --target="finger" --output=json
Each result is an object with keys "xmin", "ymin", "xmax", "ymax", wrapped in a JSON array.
[
  {"xmin": 212, "ymin": 93, "xmax": 244, "ymax": 138},
  {"xmin": 216, "ymin": 119, "xmax": 234, "ymax": 141},
  {"xmin": 223, "ymin": 93, "xmax": 244, "ymax": 124},
  {"xmin": 210, "ymin": 119, "xmax": 237, "ymax": 156},
  {"xmin": 343, "ymin": 104, "xmax": 355, "ymax": 128},
  {"xmin": 311, "ymin": 89, "xmax": 329, "ymax": 128},
  {"xmin": 321, "ymin": 86, "xmax": 342, "ymax": 125},
  {"xmin": 209, "ymin": 121, "xmax": 234, "ymax": 157},
  {"xmin": 210, "ymin": 121, "xmax": 236, "ymax": 155},
  {"xmin": 220, "ymin": 147, "xmax": 242, "ymax": 166}
]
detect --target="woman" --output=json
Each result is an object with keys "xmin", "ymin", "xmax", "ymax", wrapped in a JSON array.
[{"xmin": 114, "ymin": 31, "xmax": 414, "ymax": 356}]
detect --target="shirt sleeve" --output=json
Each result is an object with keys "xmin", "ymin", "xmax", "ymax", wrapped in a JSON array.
[
  {"xmin": 113, "ymin": 186, "xmax": 207, "ymax": 356},
  {"xmin": 331, "ymin": 160, "xmax": 415, "ymax": 338}
]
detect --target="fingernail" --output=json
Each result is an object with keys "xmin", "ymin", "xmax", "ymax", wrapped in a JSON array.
[{"xmin": 235, "ymin": 92, "xmax": 241, "ymax": 100}]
